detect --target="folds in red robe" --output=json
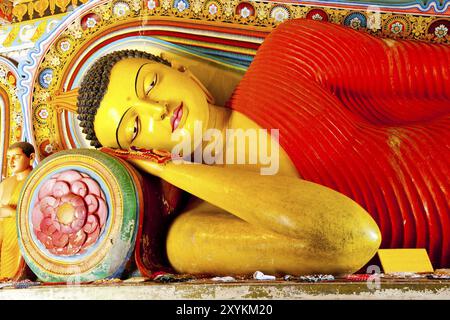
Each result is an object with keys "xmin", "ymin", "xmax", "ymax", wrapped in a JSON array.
[{"xmin": 228, "ymin": 19, "xmax": 450, "ymax": 267}]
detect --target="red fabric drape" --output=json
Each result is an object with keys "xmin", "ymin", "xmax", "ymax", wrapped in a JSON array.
[{"xmin": 228, "ymin": 19, "xmax": 450, "ymax": 267}]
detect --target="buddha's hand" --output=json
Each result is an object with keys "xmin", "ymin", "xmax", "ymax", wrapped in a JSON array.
[
  {"xmin": 0, "ymin": 205, "xmax": 15, "ymax": 218},
  {"xmin": 100, "ymin": 147, "xmax": 173, "ymax": 177}
]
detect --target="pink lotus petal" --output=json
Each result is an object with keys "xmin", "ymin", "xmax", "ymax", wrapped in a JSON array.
[
  {"xmin": 69, "ymin": 230, "xmax": 87, "ymax": 248},
  {"xmin": 41, "ymin": 217, "xmax": 58, "ymax": 236},
  {"xmin": 64, "ymin": 244, "xmax": 82, "ymax": 256},
  {"xmin": 83, "ymin": 215, "xmax": 99, "ymax": 234},
  {"xmin": 60, "ymin": 224, "xmax": 73, "ymax": 234},
  {"xmin": 51, "ymin": 220, "xmax": 61, "ymax": 233},
  {"xmin": 41, "ymin": 205, "xmax": 55, "ymax": 217},
  {"xmin": 81, "ymin": 177, "xmax": 101, "ymax": 197},
  {"xmin": 53, "ymin": 181, "xmax": 70, "ymax": 198},
  {"xmin": 51, "ymin": 173, "xmax": 61, "ymax": 179},
  {"xmin": 84, "ymin": 194, "xmax": 98, "ymax": 214},
  {"xmin": 80, "ymin": 173, "xmax": 90, "ymax": 178},
  {"xmin": 71, "ymin": 217, "xmax": 85, "ymax": 233},
  {"xmin": 70, "ymin": 180, "xmax": 88, "ymax": 197},
  {"xmin": 61, "ymin": 194, "xmax": 84, "ymax": 208},
  {"xmin": 96, "ymin": 197, "xmax": 108, "ymax": 227},
  {"xmin": 74, "ymin": 206, "xmax": 86, "ymax": 220},
  {"xmin": 38, "ymin": 179, "xmax": 57, "ymax": 200},
  {"xmin": 36, "ymin": 230, "xmax": 54, "ymax": 249},
  {"xmin": 51, "ymin": 231, "xmax": 69, "ymax": 248},
  {"xmin": 82, "ymin": 226, "xmax": 100, "ymax": 249},
  {"xmin": 32, "ymin": 205, "xmax": 44, "ymax": 231},
  {"xmin": 56, "ymin": 170, "xmax": 83, "ymax": 183},
  {"xmin": 40, "ymin": 196, "xmax": 58, "ymax": 209}
]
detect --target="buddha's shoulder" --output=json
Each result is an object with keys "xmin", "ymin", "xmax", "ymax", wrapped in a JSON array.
[{"xmin": 0, "ymin": 176, "xmax": 18, "ymax": 187}]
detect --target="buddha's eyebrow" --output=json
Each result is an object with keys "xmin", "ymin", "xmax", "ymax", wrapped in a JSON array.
[
  {"xmin": 116, "ymin": 107, "xmax": 131, "ymax": 149},
  {"xmin": 135, "ymin": 63, "xmax": 151, "ymax": 97}
]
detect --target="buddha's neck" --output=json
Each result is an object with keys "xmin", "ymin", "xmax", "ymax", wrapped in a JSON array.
[
  {"xmin": 194, "ymin": 104, "xmax": 231, "ymax": 161},
  {"xmin": 15, "ymin": 167, "xmax": 32, "ymax": 181},
  {"xmin": 207, "ymin": 104, "xmax": 231, "ymax": 133}
]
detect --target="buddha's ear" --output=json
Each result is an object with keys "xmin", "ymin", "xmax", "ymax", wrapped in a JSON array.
[
  {"xmin": 185, "ymin": 68, "xmax": 215, "ymax": 105},
  {"xmin": 160, "ymin": 53, "xmax": 185, "ymax": 70},
  {"xmin": 29, "ymin": 152, "xmax": 35, "ymax": 165},
  {"xmin": 162, "ymin": 55, "xmax": 216, "ymax": 105},
  {"xmin": 167, "ymin": 57, "xmax": 187, "ymax": 73}
]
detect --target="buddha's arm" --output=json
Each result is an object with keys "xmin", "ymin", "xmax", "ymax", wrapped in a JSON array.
[
  {"xmin": 0, "ymin": 180, "xmax": 4, "ymax": 203},
  {"xmin": 0, "ymin": 206, "xmax": 15, "ymax": 218},
  {"xmin": 0, "ymin": 181, "xmax": 15, "ymax": 218},
  {"xmin": 129, "ymin": 159, "xmax": 381, "ymax": 246}
]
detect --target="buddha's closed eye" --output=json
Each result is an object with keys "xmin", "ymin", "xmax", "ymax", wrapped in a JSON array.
[
  {"xmin": 131, "ymin": 116, "xmax": 140, "ymax": 143},
  {"xmin": 145, "ymin": 74, "xmax": 158, "ymax": 96}
]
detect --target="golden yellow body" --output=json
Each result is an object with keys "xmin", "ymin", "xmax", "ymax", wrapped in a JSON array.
[
  {"xmin": 0, "ymin": 145, "xmax": 34, "ymax": 280},
  {"xmin": 93, "ymin": 57, "xmax": 382, "ymax": 275}
]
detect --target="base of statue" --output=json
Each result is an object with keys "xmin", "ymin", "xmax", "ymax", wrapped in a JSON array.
[{"xmin": 0, "ymin": 278, "xmax": 449, "ymax": 300}]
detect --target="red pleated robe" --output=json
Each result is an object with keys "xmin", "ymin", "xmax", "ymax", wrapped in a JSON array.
[{"xmin": 228, "ymin": 19, "xmax": 450, "ymax": 267}]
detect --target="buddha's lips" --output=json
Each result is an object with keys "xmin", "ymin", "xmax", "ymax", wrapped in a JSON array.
[{"xmin": 170, "ymin": 103, "xmax": 183, "ymax": 132}]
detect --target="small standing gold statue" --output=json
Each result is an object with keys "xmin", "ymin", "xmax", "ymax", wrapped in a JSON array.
[{"xmin": 0, "ymin": 142, "xmax": 35, "ymax": 280}]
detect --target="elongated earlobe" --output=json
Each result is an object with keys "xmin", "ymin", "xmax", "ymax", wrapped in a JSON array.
[{"xmin": 185, "ymin": 69, "xmax": 215, "ymax": 105}]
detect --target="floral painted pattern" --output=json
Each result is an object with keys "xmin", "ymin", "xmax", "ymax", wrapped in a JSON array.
[
  {"xmin": 240, "ymin": 7, "xmax": 251, "ymax": 19},
  {"xmin": 59, "ymin": 40, "xmax": 71, "ymax": 52},
  {"xmin": 311, "ymin": 13, "xmax": 323, "ymax": 21},
  {"xmin": 147, "ymin": 0, "xmax": 157, "ymax": 10},
  {"xmin": 174, "ymin": 0, "xmax": 189, "ymax": 12},
  {"xmin": 350, "ymin": 17, "xmax": 361, "ymax": 29},
  {"xmin": 208, "ymin": 4, "xmax": 218, "ymax": 15},
  {"xmin": 86, "ymin": 17, "xmax": 97, "ymax": 28},
  {"xmin": 38, "ymin": 69, "xmax": 53, "ymax": 89},
  {"xmin": 38, "ymin": 108, "xmax": 49, "ymax": 120},
  {"xmin": 270, "ymin": 6, "xmax": 289, "ymax": 23},
  {"xmin": 113, "ymin": 2, "xmax": 130, "ymax": 17},
  {"xmin": 391, "ymin": 22, "xmax": 404, "ymax": 34},
  {"xmin": 434, "ymin": 24, "xmax": 448, "ymax": 38}
]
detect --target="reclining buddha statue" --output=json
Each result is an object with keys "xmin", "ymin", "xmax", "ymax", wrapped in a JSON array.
[{"xmin": 75, "ymin": 18, "xmax": 449, "ymax": 275}]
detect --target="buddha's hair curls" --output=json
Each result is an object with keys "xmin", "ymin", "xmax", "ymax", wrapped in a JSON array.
[{"xmin": 77, "ymin": 49, "xmax": 171, "ymax": 148}]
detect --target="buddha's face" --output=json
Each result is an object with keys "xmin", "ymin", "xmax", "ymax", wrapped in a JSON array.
[
  {"xmin": 7, "ymin": 147, "xmax": 32, "ymax": 174},
  {"xmin": 94, "ymin": 58, "xmax": 209, "ymax": 151}
]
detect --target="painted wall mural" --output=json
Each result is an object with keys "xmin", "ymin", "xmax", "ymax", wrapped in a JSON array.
[
  {"xmin": 0, "ymin": 0, "xmax": 13, "ymax": 24},
  {"xmin": 1, "ymin": 0, "xmax": 449, "ymax": 52},
  {"xmin": 10, "ymin": 0, "xmax": 91, "ymax": 22},
  {"xmin": 0, "ymin": 15, "xmax": 67, "ymax": 63}
]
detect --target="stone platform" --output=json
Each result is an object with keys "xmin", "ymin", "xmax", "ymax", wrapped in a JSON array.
[{"xmin": 1, "ymin": 279, "xmax": 450, "ymax": 300}]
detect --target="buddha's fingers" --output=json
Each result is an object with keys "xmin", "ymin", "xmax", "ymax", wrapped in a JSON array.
[{"xmin": 127, "ymin": 158, "xmax": 165, "ymax": 177}]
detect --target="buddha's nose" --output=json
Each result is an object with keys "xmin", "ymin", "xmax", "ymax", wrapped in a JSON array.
[{"xmin": 135, "ymin": 100, "xmax": 168, "ymax": 120}]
